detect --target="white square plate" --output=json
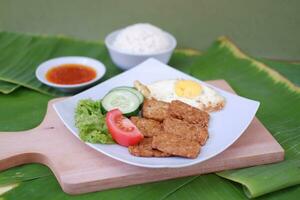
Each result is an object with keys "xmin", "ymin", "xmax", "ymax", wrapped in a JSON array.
[{"xmin": 54, "ymin": 58, "xmax": 260, "ymax": 168}]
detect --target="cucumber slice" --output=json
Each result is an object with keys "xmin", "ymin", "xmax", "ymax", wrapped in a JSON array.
[
  {"xmin": 102, "ymin": 90, "xmax": 140, "ymax": 116},
  {"xmin": 110, "ymin": 86, "xmax": 144, "ymax": 104}
]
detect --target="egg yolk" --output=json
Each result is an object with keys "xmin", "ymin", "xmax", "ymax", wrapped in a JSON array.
[{"xmin": 175, "ymin": 80, "xmax": 202, "ymax": 98}]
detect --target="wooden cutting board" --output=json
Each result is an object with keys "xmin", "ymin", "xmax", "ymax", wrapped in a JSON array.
[{"xmin": 0, "ymin": 80, "xmax": 284, "ymax": 195}]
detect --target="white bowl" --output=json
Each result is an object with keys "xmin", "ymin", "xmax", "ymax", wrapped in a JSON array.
[
  {"xmin": 105, "ymin": 30, "xmax": 177, "ymax": 70},
  {"xmin": 36, "ymin": 56, "xmax": 106, "ymax": 93}
]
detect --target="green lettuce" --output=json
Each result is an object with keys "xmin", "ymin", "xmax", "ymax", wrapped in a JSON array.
[{"xmin": 75, "ymin": 99, "xmax": 115, "ymax": 144}]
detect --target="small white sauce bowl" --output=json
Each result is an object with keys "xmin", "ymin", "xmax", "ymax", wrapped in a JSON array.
[
  {"xmin": 105, "ymin": 30, "xmax": 177, "ymax": 70},
  {"xmin": 36, "ymin": 56, "xmax": 106, "ymax": 93}
]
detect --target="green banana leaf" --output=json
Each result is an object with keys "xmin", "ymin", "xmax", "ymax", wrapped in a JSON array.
[
  {"xmin": 1, "ymin": 33, "xmax": 300, "ymax": 199},
  {"xmin": 0, "ymin": 32, "xmax": 21, "ymax": 94},
  {"xmin": 0, "ymin": 81, "xmax": 19, "ymax": 94},
  {"xmin": 186, "ymin": 37, "xmax": 300, "ymax": 198},
  {"xmin": 1, "ymin": 56, "xmax": 298, "ymax": 95},
  {"xmin": 256, "ymin": 58, "xmax": 300, "ymax": 87},
  {"xmin": 0, "ymin": 32, "xmax": 200, "ymax": 96},
  {"xmin": 0, "ymin": 164, "xmax": 50, "ymax": 186},
  {"xmin": 0, "ymin": 87, "xmax": 51, "ymax": 131},
  {"xmin": 0, "ymin": 32, "xmax": 122, "ymax": 96},
  {"xmin": 0, "ymin": 31, "xmax": 298, "ymax": 96}
]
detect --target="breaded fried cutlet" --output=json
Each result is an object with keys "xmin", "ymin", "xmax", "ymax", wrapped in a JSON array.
[
  {"xmin": 130, "ymin": 116, "xmax": 162, "ymax": 137},
  {"xmin": 128, "ymin": 138, "xmax": 171, "ymax": 157},
  {"xmin": 152, "ymin": 134, "xmax": 201, "ymax": 158},
  {"xmin": 168, "ymin": 100, "xmax": 209, "ymax": 127},
  {"xmin": 163, "ymin": 117, "xmax": 208, "ymax": 145},
  {"xmin": 197, "ymin": 128, "xmax": 209, "ymax": 146},
  {"xmin": 142, "ymin": 99, "xmax": 169, "ymax": 121}
]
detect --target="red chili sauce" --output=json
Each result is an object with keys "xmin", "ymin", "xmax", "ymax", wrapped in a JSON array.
[{"xmin": 46, "ymin": 64, "xmax": 97, "ymax": 85}]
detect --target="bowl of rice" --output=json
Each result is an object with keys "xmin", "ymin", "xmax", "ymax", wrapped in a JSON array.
[{"xmin": 105, "ymin": 23, "xmax": 177, "ymax": 70}]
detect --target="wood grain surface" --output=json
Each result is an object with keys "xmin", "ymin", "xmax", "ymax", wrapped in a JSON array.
[{"xmin": 0, "ymin": 80, "xmax": 284, "ymax": 195}]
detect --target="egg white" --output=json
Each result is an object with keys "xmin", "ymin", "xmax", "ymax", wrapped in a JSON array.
[{"xmin": 144, "ymin": 79, "xmax": 225, "ymax": 111}]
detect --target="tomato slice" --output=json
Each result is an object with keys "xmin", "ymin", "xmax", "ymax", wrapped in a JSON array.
[{"xmin": 106, "ymin": 109, "xmax": 143, "ymax": 147}]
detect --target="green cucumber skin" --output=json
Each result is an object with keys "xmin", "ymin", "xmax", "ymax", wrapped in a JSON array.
[
  {"xmin": 101, "ymin": 102, "xmax": 142, "ymax": 117},
  {"xmin": 110, "ymin": 86, "xmax": 144, "ymax": 104},
  {"xmin": 101, "ymin": 89, "xmax": 141, "ymax": 116},
  {"xmin": 101, "ymin": 106, "xmax": 139, "ymax": 117},
  {"xmin": 124, "ymin": 109, "xmax": 140, "ymax": 117},
  {"xmin": 100, "ymin": 101, "xmax": 106, "ymax": 114}
]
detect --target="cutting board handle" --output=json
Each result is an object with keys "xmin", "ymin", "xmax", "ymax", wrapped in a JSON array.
[
  {"xmin": 0, "ymin": 99, "xmax": 63, "ymax": 171},
  {"xmin": 0, "ymin": 130, "xmax": 46, "ymax": 171},
  {"xmin": 0, "ymin": 82, "xmax": 285, "ymax": 195}
]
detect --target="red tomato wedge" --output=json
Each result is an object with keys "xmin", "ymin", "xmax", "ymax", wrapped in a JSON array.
[{"xmin": 106, "ymin": 109, "xmax": 143, "ymax": 147}]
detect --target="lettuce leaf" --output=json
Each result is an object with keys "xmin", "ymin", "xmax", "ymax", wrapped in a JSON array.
[{"xmin": 75, "ymin": 99, "xmax": 115, "ymax": 144}]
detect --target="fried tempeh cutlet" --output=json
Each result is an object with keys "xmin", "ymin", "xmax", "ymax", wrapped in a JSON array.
[
  {"xmin": 130, "ymin": 116, "xmax": 162, "ymax": 137},
  {"xmin": 142, "ymin": 99, "xmax": 169, "ymax": 121},
  {"xmin": 152, "ymin": 134, "xmax": 201, "ymax": 158},
  {"xmin": 168, "ymin": 100, "xmax": 209, "ymax": 127},
  {"xmin": 163, "ymin": 117, "xmax": 208, "ymax": 145},
  {"xmin": 128, "ymin": 138, "xmax": 171, "ymax": 157}
]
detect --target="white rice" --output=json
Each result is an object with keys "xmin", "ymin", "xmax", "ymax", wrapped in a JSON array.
[{"xmin": 112, "ymin": 23, "xmax": 171, "ymax": 54}]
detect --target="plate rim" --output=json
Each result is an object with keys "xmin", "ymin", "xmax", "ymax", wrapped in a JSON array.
[{"xmin": 53, "ymin": 58, "xmax": 260, "ymax": 168}]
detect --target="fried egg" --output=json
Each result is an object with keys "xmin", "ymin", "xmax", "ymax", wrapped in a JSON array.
[{"xmin": 134, "ymin": 79, "xmax": 225, "ymax": 112}]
